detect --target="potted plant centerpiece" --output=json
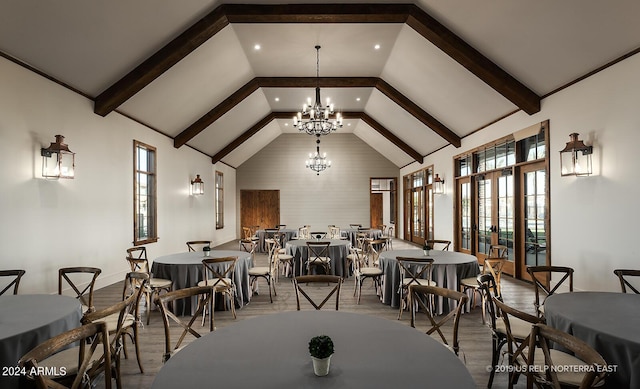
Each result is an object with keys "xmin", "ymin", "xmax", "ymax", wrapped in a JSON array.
[
  {"xmin": 423, "ymin": 244, "xmax": 432, "ymax": 256},
  {"xmin": 203, "ymin": 246, "xmax": 211, "ymax": 257},
  {"xmin": 308, "ymin": 335, "xmax": 334, "ymax": 376}
]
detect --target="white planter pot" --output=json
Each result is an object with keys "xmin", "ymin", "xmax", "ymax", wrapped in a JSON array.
[{"xmin": 311, "ymin": 355, "xmax": 331, "ymax": 376}]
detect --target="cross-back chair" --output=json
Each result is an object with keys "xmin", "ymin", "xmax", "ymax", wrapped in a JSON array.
[
  {"xmin": 0, "ymin": 269, "xmax": 26, "ymax": 295},
  {"xmin": 409, "ymin": 285, "xmax": 468, "ymax": 357},
  {"xmin": 526, "ymin": 265, "xmax": 574, "ymax": 318},
  {"xmin": 19, "ymin": 321, "xmax": 113, "ymax": 389},
  {"xmin": 293, "ymin": 275, "xmax": 342, "ymax": 310},
  {"xmin": 239, "ymin": 227, "xmax": 258, "ymax": 257},
  {"xmin": 125, "ymin": 247, "xmax": 172, "ymax": 325},
  {"xmin": 460, "ymin": 244, "xmax": 507, "ymax": 313},
  {"xmin": 493, "ymin": 297, "xmax": 543, "ymax": 389},
  {"xmin": 351, "ymin": 247, "xmax": 383, "ymax": 304},
  {"xmin": 309, "ymin": 231, "xmax": 327, "ymax": 240},
  {"xmin": 154, "ymin": 286, "xmax": 215, "ymax": 362},
  {"xmin": 613, "ymin": 269, "xmax": 640, "ymax": 294},
  {"xmin": 396, "ymin": 256, "xmax": 436, "ymax": 320},
  {"xmin": 527, "ymin": 323, "xmax": 608, "ymax": 389},
  {"xmin": 298, "ymin": 226, "xmax": 310, "ymax": 240},
  {"xmin": 186, "ymin": 240, "xmax": 211, "ymax": 252},
  {"xmin": 82, "ymin": 277, "xmax": 144, "ymax": 388},
  {"xmin": 386, "ymin": 223, "xmax": 395, "ymax": 249},
  {"xmin": 426, "ymin": 239, "xmax": 452, "ymax": 251},
  {"xmin": 328, "ymin": 226, "xmax": 341, "ymax": 239},
  {"xmin": 249, "ymin": 243, "xmax": 277, "ymax": 303},
  {"xmin": 306, "ymin": 241, "xmax": 332, "ymax": 275},
  {"xmin": 197, "ymin": 256, "xmax": 237, "ymax": 326},
  {"xmin": 58, "ymin": 266, "xmax": 102, "ymax": 313}
]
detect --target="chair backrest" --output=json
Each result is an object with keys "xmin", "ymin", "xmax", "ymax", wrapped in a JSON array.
[
  {"xmin": 349, "ymin": 223, "xmax": 362, "ymax": 228},
  {"xmin": 242, "ymin": 226, "xmax": 253, "ymax": 240},
  {"xmin": 328, "ymin": 226, "xmax": 341, "ymax": 239},
  {"xmin": 298, "ymin": 226, "xmax": 310, "ymax": 239},
  {"xmin": 356, "ymin": 233, "xmax": 370, "ymax": 251},
  {"xmin": 477, "ymin": 273, "xmax": 501, "ymax": 330},
  {"xmin": 426, "ymin": 239, "xmax": 451, "ymax": 251},
  {"xmin": 306, "ymin": 241, "xmax": 331, "ymax": 264},
  {"xmin": 528, "ymin": 323, "xmax": 608, "ymax": 389},
  {"xmin": 396, "ymin": 257, "xmax": 435, "ymax": 287},
  {"xmin": 493, "ymin": 297, "xmax": 542, "ymax": 369},
  {"xmin": 19, "ymin": 321, "xmax": 112, "ymax": 389},
  {"xmin": 293, "ymin": 275, "xmax": 342, "ymax": 310},
  {"xmin": 264, "ymin": 228, "xmax": 278, "ymax": 239},
  {"xmin": 368, "ymin": 238, "xmax": 387, "ymax": 254},
  {"xmin": 488, "ymin": 244, "xmax": 508, "ymax": 259},
  {"xmin": 186, "ymin": 240, "xmax": 212, "ymax": 252},
  {"xmin": 526, "ymin": 265, "xmax": 574, "ymax": 317},
  {"xmin": 202, "ymin": 256, "xmax": 237, "ymax": 290},
  {"xmin": 483, "ymin": 258, "xmax": 506, "ymax": 296},
  {"xmin": 613, "ymin": 269, "xmax": 640, "ymax": 294},
  {"xmin": 276, "ymin": 224, "xmax": 286, "ymax": 230},
  {"xmin": 58, "ymin": 266, "xmax": 102, "ymax": 312},
  {"xmin": 409, "ymin": 285, "xmax": 468, "ymax": 355},
  {"xmin": 154, "ymin": 286, "xmax": 215, "ymax": 362},
  {"xmin": 350, "ymin": 247, "xmax": 366, "ymax": 273},
  {"xmin": 0, "ymin": 269, "xmax": 26, "ymax": 295},
  {"xmin": 387, "ymin": 223, "xmax": 395, "ymax": 237},
  {"xmin": 126, "ymin": 246, "xmax": 147, "ymax": 259},
  {"xmin": 309, "ymin": 231, "xmax": 327, "ymax": 239}
]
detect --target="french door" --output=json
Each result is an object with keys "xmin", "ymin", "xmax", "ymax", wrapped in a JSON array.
[{"xmin": 519, "ymin": 162, "xmax": 548, "ymax": 280}]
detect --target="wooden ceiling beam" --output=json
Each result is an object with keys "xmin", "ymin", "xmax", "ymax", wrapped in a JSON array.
[
  {"xmin": 406, "ymin": 4, "xmax": 540, "ymax": 114},
  {"xmin": 211, "ymin": 111, "xmax": 423, "ymax": 164}
]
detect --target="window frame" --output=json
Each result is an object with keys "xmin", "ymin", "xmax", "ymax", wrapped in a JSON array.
[
  {"xmin": 215, "ymin": 171, "xmax": 224, "ymax": 229},
  {"xmin": 133, "ymin": 140, "xmax": 158, "ymax": 245}
]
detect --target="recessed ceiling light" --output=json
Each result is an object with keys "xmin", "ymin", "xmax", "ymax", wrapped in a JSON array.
[
  {"xmin": 254, "ymin": 44, "xmax": 261, "ymax": 50},
  {"xmin": 284, "ymin": 123, "xmax": 289, "ymax": 126},
  {"xmin": 275, "ymin": 97, "xmax": 280, "ymax": 102},
  {"xmin": 356, "ymin": 97, "xmax": 361, "ymax": 101},
  {"xmin": 348, "ymin": 123, "xmax": 352, "ymax": 126},
  {"xmin": 374, "ymin": 44, "xmax": 381, "ymax": 50}
]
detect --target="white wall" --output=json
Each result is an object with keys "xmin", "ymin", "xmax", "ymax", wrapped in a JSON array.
[
  {"xmin": 400, "ymin": 52, "xmax": 640, "ymax": 292},
  {"xmin": 236, "ymin": 133, "xmax": 399, "ymax": 232},
  {"xmin": 0, "ymin": 57, "xmax": 236, "ymax": 294}
]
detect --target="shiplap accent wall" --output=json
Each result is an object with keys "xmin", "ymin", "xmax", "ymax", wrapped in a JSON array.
[{"xmin": 236, "ymin": 133, "xmax": 399, "ymax": 233}]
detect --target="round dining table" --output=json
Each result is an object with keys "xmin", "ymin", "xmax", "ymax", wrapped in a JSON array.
[
  {"xmin": 544, "ymin": 292, "xmax": 640, "ymax": 388},
  {"xmin": 151, "ymin": 311, "xmax": 475, "ymax": 389},
  {"xmin": 151, "ymin": 250, "xmax": 252, "ymax": 315},
  {"xmin": 285, "ymin": 239, "xmax": 351, "ymax": 277},
  {"xmin": 256, "ymin": 228, "xmax": 298, "ymax": 253},
  {"xmin": 378, "ymin": 249, "xmax": 480, "ymax": 313},
  {"xmin": 0, "ymin": 294, "xmax": 82, "ymax": 389},
  {"xmin": 340, "ymin": 227, "xmax": 383, "ymax": 247}
]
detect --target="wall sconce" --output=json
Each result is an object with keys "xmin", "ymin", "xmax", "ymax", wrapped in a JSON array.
[
  {"xmin": 191, "ymin": 174, "xmax": 204, "ymax": 195},
  {"xmin": 41, "ymin": 135, "xmax": 75, "ymax": 179},
  {"xmin": 433, "ymin": 173, "xmax": 445, "ymax": 194},
  {"xmin": 560, "ymin": 133, "xmax": 593, "ymax": 177}
]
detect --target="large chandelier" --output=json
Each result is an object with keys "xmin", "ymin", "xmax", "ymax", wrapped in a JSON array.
[
  {"xmin": 305, "ymin": 137, "xmax": 331, "ymax": 175},
  {"xmin": 293, "ymin": 45, "xmax": 342, "ymax": 136}
]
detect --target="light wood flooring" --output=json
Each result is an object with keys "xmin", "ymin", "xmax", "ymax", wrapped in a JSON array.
[{"xmin": 92, "ymin": 239, "xmax": 538, "ymax": 389}]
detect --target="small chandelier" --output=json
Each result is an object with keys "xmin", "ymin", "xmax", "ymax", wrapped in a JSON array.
[
  {"xmin": 305, "ymin": 137, "xmax": 331, "ymax": 175},
  {"xmin": 560, "ymin": 133, "xmax": 593, "ymax": 176},
  {"xmin": 293, "ymin": 45, "xmax": 342, "ymax": 136},
  {"xmin": 41, "ymin": 135, "xmax": 75, "ymax": 179}
]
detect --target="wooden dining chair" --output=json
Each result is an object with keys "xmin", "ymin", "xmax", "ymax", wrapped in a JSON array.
[
  {"xmin": 186, "ymin": 240, "xmax": 211, "ymax": 252},
  {"xmin": 396, "ymin": 257, "xmax": 436, "ymax": 320},
  {"xmin": 197, "ymin": 256, "xmax": 237, "ymax": 325},
  {"xmin": 305, "ymin": 241, "xmax": 332, "ymax": 275},
  {"xmin": 526, "ymin": 265, "xmax": 574, "ymax": 318},
  {"xmin": 126, "ymin": 247, "xmax": 173, "ymax": 325},
  {"xmin": 613, "ymin": 269, "xmax": 640, "ymax": 294},
  {"xmin": 19, "ymin": 321, "xmax": 113, "ymax": 389},
  {"xmin": 351, "ymin": 247, "xmax": 383, "ymax": 304},
  {"xmin": 58, "ymin": 266, "xmax": 102, "ymax": 313},
  {"xmin": 0, "ymin": 269, "xmax": 26, "ymax": 295},
  {"xmin": 426, "ymin": 239, "xmax": 451, "ymax": 251},
  {"xmin": 527, "ymin": 323, "xmax": 608, "ymax": 389},
  {"xmin": 249, "ymin": 243, "xmax": 277, "ymax": 303},
  {"xmin": 293, "ymin": 275, "xmax": 343, "ymax": 311},
  {"xmin": 154, "ymin": 286, "xmax": 215, "ymax": 362},
  {"xmin": 409, "ymin": 285, "xmax": 468, "ymax": 357}
]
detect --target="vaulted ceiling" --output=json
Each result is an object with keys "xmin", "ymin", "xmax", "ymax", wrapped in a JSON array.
[{"xmin": 2, "ymin": 1, "xmax": 639, "ymax": 168}]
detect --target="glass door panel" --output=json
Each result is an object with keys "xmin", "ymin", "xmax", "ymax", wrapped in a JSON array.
[
  {"xmin": 521, "ymin": 164, "xmax": 548, "ymax": 279},
  {"xmin": 457, "ymin": 178, "xmax": 472, "ymax": 253},
  {"xmin": 476, "ymin": 175, "xmax": 492, "ymax": 259}
]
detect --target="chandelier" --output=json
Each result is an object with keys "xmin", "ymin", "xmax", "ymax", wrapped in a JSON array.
[
  {"xmin": 293, "ymin": 45, "xmax": 343, "ymax": 136},
  {"xmin": 305, "ymin": 137, "xmax": 331, "ymax": 175}
]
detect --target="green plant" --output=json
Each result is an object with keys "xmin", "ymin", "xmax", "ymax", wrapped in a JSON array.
[
  {"xmin": 203, "ymin": 246, "xmax": 211, "ymax": 251},
  {"xmin": 308, "ymin": 335, "xmax": 334, "ymax": 359},
  {"xmin": 423, "ymin": 244, "xmax": 432, "ymax": 251}
]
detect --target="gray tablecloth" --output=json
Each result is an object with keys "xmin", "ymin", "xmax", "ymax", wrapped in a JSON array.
[
  {"xmin": 0, "ymin": 295, "xmax": 82, "ymax": 389},
  {"xmin": 378, "ymin": 249, "xmax": 480, "ymax": 313},
  {"xmin": 151, "ymin": 250, "xmax": 252, "ymax": 315},
  {"xmin": 151, "ymin": 311, "xmax": 475, "ymax": 389},
  {"xmin": 256, "ymin": 229, "xmax": 297, "ymax": 253},
  {"xmin": 544, "ymin": 292, "xmax": 640, "ymax": 388},
  {"xmin": 285, "ymin": 239, "xmax": 351, "ymax": 277},
  {"xmin": 340, "ymin": 228, "xmax": 382, "ymax": 247}
]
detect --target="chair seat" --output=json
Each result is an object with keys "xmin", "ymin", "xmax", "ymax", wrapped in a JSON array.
[
  {"xmin": 94, "ymin": 312, "xmax": 136, "ymax": 332},
  {"xmin": 402, "ymin": 278, "xmax": 436, "ymax": 286},
  {"xmin": 150, "ymin": 278, "xmax": 172, "ymax": 289},
  {"xmin": 249, "ymin": 266, "xmax": 270, "ymax": 276},
  {"xmin": 358, "ymin": 267, "xmax": 383, "ymax": 276},
  {"xmin": 278, "ymin": 254, "xmax": 294, "ymax": 261},
  {"xmin": 309, "ymin": 257, "xmax": 331, "ymax": 263},
  {"xmin": 278, "ymin": 248, "xmax": 286, "ymax": 254},
  {"xmin": 198, "ymin": 278, "xmax": 234, "ymax": 290},
  {"xmin": 460, "ymin": 276, "xmax": 481, "ymax": 287},
  {"xmin": 495, "ymin": 316, "xmax": 534, "ymax": 339}
]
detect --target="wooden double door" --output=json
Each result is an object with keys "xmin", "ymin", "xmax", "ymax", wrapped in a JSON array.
[{"xmin": 240, "ymin": 190, "xmax": 280, "ymax": 230}]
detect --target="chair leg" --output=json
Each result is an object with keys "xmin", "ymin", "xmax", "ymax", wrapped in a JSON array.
[{"xmin": 132, "ymin": 324, "xmax": 144, "ymax": 373}]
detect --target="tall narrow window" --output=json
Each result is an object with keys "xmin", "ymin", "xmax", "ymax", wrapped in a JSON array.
[
  {"xmin": 134, "ymin": 141, "xmax": 157, "ymax": 244},
  {"xmin": 215, "ymin": 171, "xmax": 224, "ymax": 229}
]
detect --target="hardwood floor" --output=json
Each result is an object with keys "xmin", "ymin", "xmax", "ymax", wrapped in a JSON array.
[{"xmin": 92, "ymin": 239, "xmax": 537, "ymax": 389}]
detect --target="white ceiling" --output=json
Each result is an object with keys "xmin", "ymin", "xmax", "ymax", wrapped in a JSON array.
[{"xmin": 2, "ymin": 0, "xmax": 639, "ymax": 168}]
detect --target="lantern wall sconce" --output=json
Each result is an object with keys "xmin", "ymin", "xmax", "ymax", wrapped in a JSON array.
[
  {"xmin": 433, "ymin": 173, "xmax": 445, "ymax": 194},
  {"xmin": 41, "ymin": 135, "xmax": 75, "ymax": 179},
  {"xmin": 191, "ymin": 174, "xmax": 204, "ymax": 195},
  {"xmin": 560, "ymin": 133, "xmax": 593, "ymax": 177}
]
